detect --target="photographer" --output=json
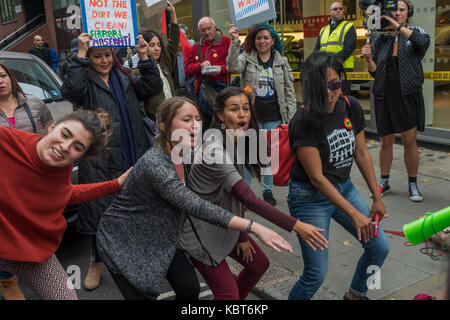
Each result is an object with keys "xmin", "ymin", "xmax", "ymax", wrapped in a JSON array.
[{"xmin": 362, "ymin": 0, "xmax": 429, "ymax": 202}]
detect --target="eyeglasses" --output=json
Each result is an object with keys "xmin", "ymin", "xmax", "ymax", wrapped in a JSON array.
[
  {"xmin": 331, "ymin": 7, "xmax": 343, "ymax": 11},
  {"xmin": 327, "ymin": 79, "xmax": 342, "ymax": 91}
]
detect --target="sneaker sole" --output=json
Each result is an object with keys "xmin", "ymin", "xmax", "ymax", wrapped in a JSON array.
[{"xmin": 409, "ymin": 195, "xmax": 423, "ymax": 202}]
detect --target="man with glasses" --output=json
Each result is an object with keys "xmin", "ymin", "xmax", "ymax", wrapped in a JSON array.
[
  {"xmin": 185, "ymin": 16, "xmax": 231, "ymax": 131},
  {"xmin": 314, "ymin": 2, "xmax": 356, "ymax": 95}
]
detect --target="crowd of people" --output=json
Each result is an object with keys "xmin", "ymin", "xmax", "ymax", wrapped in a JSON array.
[{"xmin": 1, "ymin": 0, "xmax": 448, "ymax": 301}]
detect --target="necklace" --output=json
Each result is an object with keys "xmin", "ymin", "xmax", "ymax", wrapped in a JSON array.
[
  {"xmin": 0, "ymin": 96, "xmax": 18, "ymax": 115},
  {"xmin": 0, "ymin": 104, "xmax": 16, "ymax": 114}
]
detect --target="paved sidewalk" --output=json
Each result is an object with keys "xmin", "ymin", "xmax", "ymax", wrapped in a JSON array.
[{"xmin": 231, "ymin": 139, "xmax": 450, "ymax": 300}]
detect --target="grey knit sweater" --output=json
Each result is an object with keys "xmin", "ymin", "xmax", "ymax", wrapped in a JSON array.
[{"xmin": 96, "ymin": 146, "xmax": 234, "ymax": 299}]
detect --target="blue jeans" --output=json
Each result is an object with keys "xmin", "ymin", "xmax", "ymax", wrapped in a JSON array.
[
  {"xmin": 287, "ymin": 178, "xmax": 390, "ymax": 300},
  {"xmin": 0, "ymin": 270, "xmax": 13, "ymax": 279},
  {"xmin": 243, "ymin": 120, "xmax": 282, "ymax": 192}
]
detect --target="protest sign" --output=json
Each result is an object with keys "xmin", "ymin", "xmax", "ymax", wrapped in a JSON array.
[
  {"xmin": 227, "ymin": 0, "xmax": 276, "ymax": 30},
  {"xmin": 80, "ymin": 0, "xmax": 139, "ymax": 47},
  {"xmin": 137, "ymin": 0, "xmax": 181, "ymax": 19}
]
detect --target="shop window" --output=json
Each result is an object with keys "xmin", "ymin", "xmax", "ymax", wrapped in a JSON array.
[{"xmin": 0, "ymin": 0, "xmax": 16, "ymax": 23}]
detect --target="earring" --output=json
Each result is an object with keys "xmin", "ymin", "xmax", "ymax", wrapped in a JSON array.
[{"xmin": 221, "ymin": 122, "xmax": 226, "ymax": 131}]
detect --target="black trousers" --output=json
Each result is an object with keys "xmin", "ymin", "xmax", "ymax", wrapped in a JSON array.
[{"xmin": 109, "ymin": 249, "xmax": 200, "ymax": 300}]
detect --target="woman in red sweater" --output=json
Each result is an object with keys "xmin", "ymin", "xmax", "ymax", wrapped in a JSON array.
[{"xmin": 0, "ymin": 108, "xmax": 129, "ymax": 300}]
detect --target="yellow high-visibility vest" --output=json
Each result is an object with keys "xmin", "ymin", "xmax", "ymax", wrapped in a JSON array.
[{"xmin": 319, "ymin": 21, "xmax": 354, "ymax": 69}]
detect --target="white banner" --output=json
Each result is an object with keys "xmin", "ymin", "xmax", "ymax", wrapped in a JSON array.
[{"xmin": 80, "ymin": 0, "xmax": 138, "ymax": 47}]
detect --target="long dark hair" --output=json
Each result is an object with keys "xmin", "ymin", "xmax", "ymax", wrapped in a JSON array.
[
  {"xmin": 141, "ymin": 30, "xmax": 169, "ymax": 73},
  {"xmin": 0, "ymin": 61, "xmax": 25, "ymax": 100},
  {"xmin": 301, "ymin": 51, "xmax": 346, "ymax": 127},
  {"xmin": 212, "ymin": 86, "xmax": 262, "ymax": 181}
]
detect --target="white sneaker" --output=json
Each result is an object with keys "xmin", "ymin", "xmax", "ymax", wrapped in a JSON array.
[{"xmin": 408, "ymin": 182, "xmax": 423, "ymax": 202}]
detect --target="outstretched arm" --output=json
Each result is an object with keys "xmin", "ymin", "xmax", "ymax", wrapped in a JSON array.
[{"xmin": 231, "ymin": 179, "xmax": 327, "ymax": 251}]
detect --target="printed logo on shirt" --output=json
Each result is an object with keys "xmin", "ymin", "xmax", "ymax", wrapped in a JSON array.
[
  {"xmin": 327, "ymin": 128, "xmax": 356, "ymax": 169},
  {"xmin": 256, "ymin": 66, "xmax": 275, "ymax": 97}
]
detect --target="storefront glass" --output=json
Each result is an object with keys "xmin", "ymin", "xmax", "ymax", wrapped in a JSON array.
[{"xmin": 51, "ymin": 0, "xmax": 450, "ymax": 132}]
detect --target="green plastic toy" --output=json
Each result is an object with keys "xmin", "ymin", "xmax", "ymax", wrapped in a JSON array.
[{"xmin": 403, "ymin": 206, "xmax": 450, "ymax": 245}]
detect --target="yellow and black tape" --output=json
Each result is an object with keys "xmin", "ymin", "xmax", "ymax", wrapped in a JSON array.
[{"xmin": 232, "ymin": 71, "xmax": 450, "ymax": 81}]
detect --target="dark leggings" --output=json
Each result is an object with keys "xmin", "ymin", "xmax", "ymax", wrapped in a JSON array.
[
  {"xmin": 165, "ymin": 248, "xmax": 200, "ymax": 300},
  {"xmin": 110, "ymin": 272, "xmax": 156, "ymax": 300},
  {"xmin": 109, "ymin": 249, "xmax": 200, "ymax": 300}
]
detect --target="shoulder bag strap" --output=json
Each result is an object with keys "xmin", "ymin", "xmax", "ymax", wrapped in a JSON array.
[{"xmin": 23, "ymin": 102, "xmax": 37, "ymax": 133}]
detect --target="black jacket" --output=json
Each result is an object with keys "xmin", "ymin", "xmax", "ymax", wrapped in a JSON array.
[
  {"xmin": 370, "ymin": 26, "xmax": 430, "ymax": 99},
  {"xmin": 29, "ymin": 47, "xmax": 52, "ymax": 67},
  {"xmin": 61, "ymin": 55, "xmax": 163, "ymax": 234}
]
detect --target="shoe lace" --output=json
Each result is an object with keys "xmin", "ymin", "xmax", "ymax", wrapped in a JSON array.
[{"xmin": 409, "ymin": 182, "xmax": 421, "ymax": 196}]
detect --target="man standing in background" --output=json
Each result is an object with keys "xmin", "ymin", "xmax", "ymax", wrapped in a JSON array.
[
  {"xmin": 315, "ymin": 2, "xmax": 356, "ymax": 94},
  {"xmin": 28, "ymin": 35, "xmax": 52, "ymax": 68}
]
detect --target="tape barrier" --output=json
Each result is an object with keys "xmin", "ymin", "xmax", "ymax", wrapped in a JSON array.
[{"xmin": 232, "ymin": 71, "xmax": 450, "ymax": 81}]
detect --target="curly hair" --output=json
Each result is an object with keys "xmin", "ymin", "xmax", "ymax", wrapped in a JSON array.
[{"xmin": 243, "ymin": 23, "xmax": 284, "ymax": 54}]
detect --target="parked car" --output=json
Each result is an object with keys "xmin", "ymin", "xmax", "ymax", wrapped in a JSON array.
[{"xmin": 0, "ymin": 51, "xmax": 79, "ymax": 227}]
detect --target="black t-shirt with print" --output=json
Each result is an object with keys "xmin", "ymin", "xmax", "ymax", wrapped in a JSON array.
[
  {"xmin": 254, "ymin": 53, "xmax": 282, "ymax": 123},
  {"xmin": 288, "ymin": 96, "xmax": 366, "ymax": 184}
]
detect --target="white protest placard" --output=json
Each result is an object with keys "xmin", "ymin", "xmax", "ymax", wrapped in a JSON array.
[
  {"xmin": 137, "ymin": 0, "xmax": 181, "ymax": 18},
  {"xmin": 80, "ymin": 0, "xmax": 139, "ymax": 47},
  {"xmin": 228, "ymin": 0, "xmax": 276, "ymax": 30}
]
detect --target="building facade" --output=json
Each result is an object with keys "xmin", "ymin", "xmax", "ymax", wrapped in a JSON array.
[{"xmin": 2, "ymin": 0, "xmax": 450, "ymax": 144}]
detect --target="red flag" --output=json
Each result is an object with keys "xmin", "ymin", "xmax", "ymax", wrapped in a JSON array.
[
  {"xmin": 179, "ymin": 30, "xmax": 192, "ymax": 65},
  {"xmin": 161, "ymin": 10, "xmax": 167, "ymax": 34}
]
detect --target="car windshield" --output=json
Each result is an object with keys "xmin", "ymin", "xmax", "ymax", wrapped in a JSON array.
[{"xmin": 0, "ymin": 57, "xmax": 63, "ymax": 102}]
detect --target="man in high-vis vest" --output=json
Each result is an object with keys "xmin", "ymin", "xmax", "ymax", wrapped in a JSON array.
[{"xmin": 314, "ymin": 2, "xmax": 356, "ymax": 94}]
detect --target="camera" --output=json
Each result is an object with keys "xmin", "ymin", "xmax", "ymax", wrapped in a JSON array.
[{"xmin": 358, "ymin": 0, "xmax": 398, "ymax": 31}]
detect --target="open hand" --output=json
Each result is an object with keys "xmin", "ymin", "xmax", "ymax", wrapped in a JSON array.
[
  {"xmin": 351, "ymin": 211, "xmax": 374, "ymax": 243},
  {"xmin": 118, "ymin": 167, "xmax": 132, "ymax": 188},
  {"xmin": 294, "ymin": 221, "xmax": 328, "ymax": 251},
  {"xmin": 251, "ymin": 222, "xmax": 293, "ymax": 253},
  {"xmin": 236, "ymin": 240, "xmax": 256, "ymax": 263}
]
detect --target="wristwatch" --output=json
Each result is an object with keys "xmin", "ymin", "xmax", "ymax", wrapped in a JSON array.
[{"xmin": 397, "ymin": 24, "xmax": 402, "ymax": 32}]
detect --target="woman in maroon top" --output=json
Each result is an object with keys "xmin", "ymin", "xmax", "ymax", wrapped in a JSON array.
[
  {"xmin": 177, "ymin": 87, "xmax": 328, "ymax": 300},
  {"xmin": 0, "ymin": 109, "xmax": 130, "ymax": 300}
]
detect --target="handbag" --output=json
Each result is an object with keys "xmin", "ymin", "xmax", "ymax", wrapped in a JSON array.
[{"xmin": 267, "ymin": 124, "xmax": 294, "ymax": 186}]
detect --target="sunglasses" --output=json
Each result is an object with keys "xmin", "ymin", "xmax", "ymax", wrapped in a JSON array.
[
  {"xmin": 331, "ymin": 7, "xmax": 343, "ymax": 11},
  {"xmin": 327, "ymin": 79, "xmax": 342, "ymax": 91}
]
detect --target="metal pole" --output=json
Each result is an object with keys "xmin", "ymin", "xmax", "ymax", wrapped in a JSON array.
[{"xmin": 280, "ymin": 0, "xmax": 284, "ymax": 43}]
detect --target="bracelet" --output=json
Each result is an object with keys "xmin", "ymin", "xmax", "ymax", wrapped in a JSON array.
[{"xmin": 246, "ymin": 220, "xmax": 255, "ymax": 233}]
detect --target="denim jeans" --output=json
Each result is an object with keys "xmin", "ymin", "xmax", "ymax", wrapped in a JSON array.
[
  {"xmin": 0, "ymin": 270, "xmax": 14, "ymax": 279},
  {"xmin": 287, "ymin": 178, "xmax": 390, "ymax": 300},
  {"xmin": 243, "ymin": 120, "xmax": 282, "ymax": 192}
]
